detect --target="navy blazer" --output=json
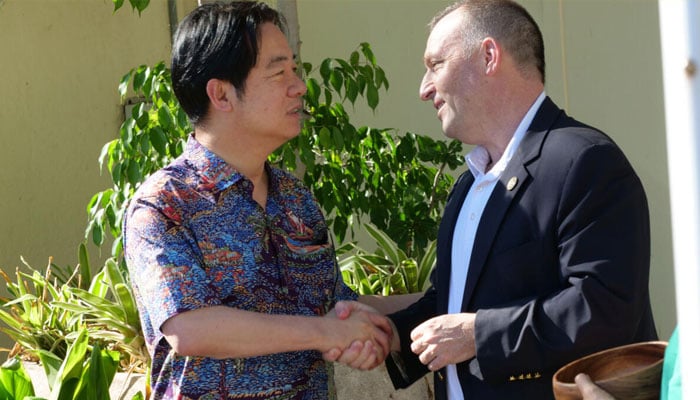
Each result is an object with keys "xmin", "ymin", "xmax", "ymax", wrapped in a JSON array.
[{"xmin": 386, "ymin": 97, "xmax": 657, "ymax": 399}]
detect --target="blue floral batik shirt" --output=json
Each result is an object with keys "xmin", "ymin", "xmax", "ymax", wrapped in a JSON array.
[{"xmin": 123, "ymin": 135, "xmax": 356, "ymax": 400}]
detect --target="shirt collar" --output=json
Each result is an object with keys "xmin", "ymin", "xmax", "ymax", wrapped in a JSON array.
[
  {"xmin": 183, "ymin": 134, "xmax": 243, "ymax": 190},
  {"xmin": 183, "ymin": 134, "xmax": 281, "ymax": 194},
  {"xmin": 466, "ymin": 91, "xmax": 546, "ymax": 178}
]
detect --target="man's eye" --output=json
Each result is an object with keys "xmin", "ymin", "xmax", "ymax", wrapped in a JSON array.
[{"xmin": 427, "ymin": 61, "xmax": 442, "ymax": 72}]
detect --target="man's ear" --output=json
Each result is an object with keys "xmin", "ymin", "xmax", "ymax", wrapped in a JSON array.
[
  {"xmin": 481, "ymin": 37, "xmax": 500, "ymax": 75},
  {"xmin": 205, "ymin": 78, "xmax": 234, "ymax": 112}
]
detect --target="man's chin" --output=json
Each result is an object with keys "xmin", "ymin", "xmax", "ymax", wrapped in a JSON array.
[{"xmin": 442, "ymin": 125, "xmax": 456, "ymax": 139}]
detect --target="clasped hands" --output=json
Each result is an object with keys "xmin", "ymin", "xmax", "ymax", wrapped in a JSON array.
[{"xmin": 323, "ymin": 301, "xmax": 477, "ymax": 372}]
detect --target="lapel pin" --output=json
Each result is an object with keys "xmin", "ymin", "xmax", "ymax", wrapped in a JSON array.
[{"xmin": 507, "ymin": 176, "xmax": 518, "ymax": 191}]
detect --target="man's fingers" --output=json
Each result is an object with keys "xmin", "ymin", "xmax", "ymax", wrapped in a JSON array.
[
  {"xmin": 427, "ymin": 354, "xmax": 446, "ymax": 371},
  {"xmin": 322, "ymin": 347, "xmax": 341, "ymax": 362},
  {"xmin": 336, "ymin": 340, "xmax": 364, "ymax": 365},
  {"xmin": 368, "ymin": 312, "xmax": 393, "ymax": 335},
  {"xmin": 417, "ymin": 345, "xmax": 433, "ymax": 365},
  {"xmin": 410, "ymin": 340, "xmax": 424, "ymax": 355},
  {"xmin": 575, "ymin": 373, "xmax": 594, "ymax": 387},
  {"xmin": 410, "ymin": 319, "xmax": 431, "ymax": 342},
  {"xmin": 414, "ymin": 343, "xmax": 446, "ymax": 371},
  {"xmin": 371, "ymin": 324, "xmax": 390, "ymax": 357},
  {"xmin": 575, "ymin": 373, "xmax": 615, "ymax": 400},
  {"xmin": 359, "ymin": 351, "xmax": 379, "ymax": 370},
  {"xmin": 349, "ymin": 340, "xmax": 376, "ymax": 370}
]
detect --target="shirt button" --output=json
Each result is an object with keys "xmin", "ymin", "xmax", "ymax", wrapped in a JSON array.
[{"xmin": 470, "ymin": 213, "xmax": 476, "ymax": 220}]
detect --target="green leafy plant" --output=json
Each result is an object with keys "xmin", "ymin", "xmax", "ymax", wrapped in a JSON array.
[
  {"xmin": 0, "ymin": 329, "xmax": 139, "ymax": 400},
  {"xmin": 0, "ymin": 245, "xmax": 147, "ymax": 375},
  {"xmin": 35, "ymin": 329, "xmax": 120, "ymax": 400},
  {"xmin": 339, "ymin": 223, "xmax": 436, "ymax": 296},
  {"xmin": 0, "ymin": 255, "xmax": 83, "ymax": 361},
  {"xmin": 52, "ymin": 259, "xmax": 148, "ymax": 374},
  {"xmin": 85, "ymin": 61, "xmax": 190, "ymax": 258}
]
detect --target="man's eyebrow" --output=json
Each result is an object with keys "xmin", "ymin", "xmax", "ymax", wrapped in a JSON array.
[{"xmin": 265, "ymin": 54, "xmax": 295, "ymax": 68}]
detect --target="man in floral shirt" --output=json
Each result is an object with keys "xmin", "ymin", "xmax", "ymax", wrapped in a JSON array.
[{"xmin": 123, "ymin": 2, "xmax": 391, "ymax": 399}]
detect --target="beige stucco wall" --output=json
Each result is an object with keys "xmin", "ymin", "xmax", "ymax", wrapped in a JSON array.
[
  {"xmin": 0, "ymin": 0, "xmax": 168, "ymax": 269},
  {"xmin": 0, "ymin": 0, "xmax": 676, "ymax": 357}
]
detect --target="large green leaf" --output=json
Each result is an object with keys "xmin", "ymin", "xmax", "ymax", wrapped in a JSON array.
[
  {"xmin": 75, "ymin": 344, "xmax": 118, "ymax": 400},
  {"xmin": 78, "ymin": 243, "xmax": 91, "ymax": 290},
  {"xmin": 364, "ymin": 223, "xmax": 399, "ymax": 265},
  {"xmin": 35, "ymin": 350, "xmax": 63, "ymax": 392},
  {"xmin": 0, "ymin": 357, "xmax": 34, "ymax": 400},
  {"xmin": 49, "ymin": 329, "xmax": 89, "ymax": 399},
  {"xmin": 115, "ymin": 283, "xmax": 140, "ymax": 328}
]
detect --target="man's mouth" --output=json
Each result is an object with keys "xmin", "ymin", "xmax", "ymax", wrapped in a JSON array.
[
  {"xmin": 288, "ymin": 106, "xmax": 312, "ymax": 119},
  {"xmin": 435, "ymin": 102, "xmax": 445, "ymax": 119}
]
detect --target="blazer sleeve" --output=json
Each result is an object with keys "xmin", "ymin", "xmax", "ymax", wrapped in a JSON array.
[
  {"xmin": 385, "ymin": 283, "xmax": 437, "ymax": 388},
  {"xmin": 473, "ymin": 139, "xmax": 655, "ymax": 383}
]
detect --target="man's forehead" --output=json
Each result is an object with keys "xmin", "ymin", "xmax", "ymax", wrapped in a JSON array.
[
  {"xmin": 425, "ymin": 21, "xmax": 461, "ymax": 58},
  {"xmin": 257, "ymin": 23, "xmax": 294, "ymax": 67},
  {"xmin": 429, "ymin": 9, "xmax": 463, "ymax": 40}
]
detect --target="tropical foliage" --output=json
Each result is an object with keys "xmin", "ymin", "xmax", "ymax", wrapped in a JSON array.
[
  {"xmin": 0, "ymin": 245, "xmax": 147, "ymax": 374},
  {"xmin": 339, "ymin": 224, "xmax": 436, "ymax": 296}
]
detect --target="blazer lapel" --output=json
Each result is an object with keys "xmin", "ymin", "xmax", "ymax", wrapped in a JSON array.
[{"xmin": 461, "ymin": 97, "xmax": 563, "ymax": 310}]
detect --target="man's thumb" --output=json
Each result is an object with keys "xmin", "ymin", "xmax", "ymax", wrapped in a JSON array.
[{"xmin": 334, "ymin": 301, "xmax": 352, "ymax": 319}]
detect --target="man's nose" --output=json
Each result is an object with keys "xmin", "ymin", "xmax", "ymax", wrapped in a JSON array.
[
  {"xmin": 290, "ymin": 74, "xmax": 307, "ymax": 97},
  {"xmin": 419, "ymin": 74, "xmax": 434, "ymax": 101}
]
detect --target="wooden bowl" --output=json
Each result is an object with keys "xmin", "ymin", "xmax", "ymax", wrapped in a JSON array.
[{"xmin": 552, "ymin": 341, "xmax": 667, "ymax": 400}]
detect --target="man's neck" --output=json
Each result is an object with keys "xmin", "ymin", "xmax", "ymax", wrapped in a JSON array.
[
  {"xmin": 193, "ymin": 126, "xmax": 269, "ymax": 180},
  {"xmin": 482, "ymin": 84, "xmax": 544, "ymax": 165}
]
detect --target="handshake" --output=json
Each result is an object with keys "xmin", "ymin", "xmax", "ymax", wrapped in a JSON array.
[
  {"xmin": 320, "ymin": 300, "xmax": 396, "ymax": 370},
  {"xmin": 320, "ymin": 299, "xmax": 478, "ymax": 372}
]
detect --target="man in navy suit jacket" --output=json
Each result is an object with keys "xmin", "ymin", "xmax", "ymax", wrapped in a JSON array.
[{"xmin": 326, "ymin": 0, "xmax": 657, "ymax": 398}]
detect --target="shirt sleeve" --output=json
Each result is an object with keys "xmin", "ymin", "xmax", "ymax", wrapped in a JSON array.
[{"xmin": 124, "ymin": 194, "xmax": 221, "ymax": 347}]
